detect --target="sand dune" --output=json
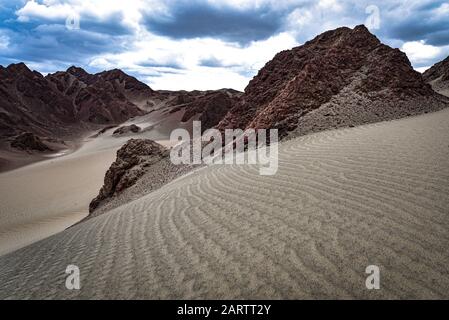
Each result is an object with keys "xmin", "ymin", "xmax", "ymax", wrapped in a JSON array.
[
  {"xmin": 0, "ymin": 124, "xmax": 176, "ymax": 256},
  {"xmin": 0, "ymin": 109, "xmax": 448, "ymax": 299}
]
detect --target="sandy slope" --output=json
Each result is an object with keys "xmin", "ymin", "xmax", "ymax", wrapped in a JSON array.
[
  {"xmin": 0, "ymin": 123, "xmax": 176, "ymax": 256},
  {"xmin": 0, "ymin": 108, "xmax": 448, "ymax": 299}
]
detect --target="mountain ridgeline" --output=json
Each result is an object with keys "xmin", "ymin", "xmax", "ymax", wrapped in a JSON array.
[
  {"xmin": 217, "ymin": 25, "xmax": 448, "ymax": 138},
  {"xmin": 0, "ymin": 64, "xmax": 148, "ymax": 140},
  {"xmin": 423, "ymin": 55, "xmax": 449, "ymax": 96},
  {"xmin": 1, "ymin": 25, "xmax": 448, "ymax": 159}
]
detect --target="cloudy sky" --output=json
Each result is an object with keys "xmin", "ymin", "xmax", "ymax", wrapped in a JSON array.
[{"xmin": 0, "ymin": 0, "xmax": 448, "ymax": 90}]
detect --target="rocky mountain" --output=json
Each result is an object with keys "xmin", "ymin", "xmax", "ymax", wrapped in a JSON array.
[
  {"xmin": 167, "ymin": 89, "xmax": 242, "ymax": 132},
  {"xmin": 0, "ymin": 63, "xmax": 148, "ymax": 143},
  {"xmin": 217, "ymin": 25, "xmax": 448, "ymax": 138},
  {"xmin": 0, "ymin": 63, "xmax": 76, "ymax": 139},
  {"xmin": 88, "ymin": 25, "xmax": 449, "ymax": 215},
  {"xmin": 0, "ymin": 63, "xmax": 241, "ymax": 144},
  {"xmin": 423, "ymin": 55, "xmax": 449, "ymax": 96},
  {"xmin": 46, "ymin": 67, "xmax": 148, "ymax": 124}
]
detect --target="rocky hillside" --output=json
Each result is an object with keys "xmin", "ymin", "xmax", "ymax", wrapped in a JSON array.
[
  {"xmin": 0, "ymin": 64, "xmax": 147, "ymax": 142},
  {"xmin": 46, "ymin": 67, "xmax": 148, "ymax": 124},
  {"xmin": 89, "ymin": 25, "xmax": 449, "ymax": 216},
  {"xmin": 88, "ymin": 139, "xmax": 196, "ymax": 216},
  {"xmin": 423, "ymin": 55, "xmax": 449, "ymax": 96},
  {"xmin": 217, "ymin": 25, "xmax": 448, "ymax": 138},
  {"xmin": 0, "ymin": 63, "xmax": 76, "ymax": 139},
  {"xmin": 168, "ymin": 89, "xmax": 242, "ymax": 132}
]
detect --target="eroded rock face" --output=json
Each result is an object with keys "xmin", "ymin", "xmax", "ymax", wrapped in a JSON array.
[
  {"xmin": 423, "ymin": 55, "xmax": 449, "ymax": 96},
  {"xmin": 0, "ymin": 64, "xmax": 149, "ymax": 143},
  {"xmin": 112, "ymin": 124, "xmax": 141, "ymax": 136},
  {"xmin": 47, "ymin": 67, "xmax": 146, "ymax": 125},
  {"xmin": 10, "ymin": 132, "xmax": 52, "ymax": 152},
  {"xmin": 216, "ymin": 25, "xmax": 448, "ymax": 138},
  {"xmin": 181, "ymin": 90, "xmax": 241, "ymax": 132},
  {"xmin": 0, "ymin": 63, "xmax": 76, "ymax": 139},
  {"xmin": 89, "ymin": 139, "xmax": 169, "ymax": 212}
]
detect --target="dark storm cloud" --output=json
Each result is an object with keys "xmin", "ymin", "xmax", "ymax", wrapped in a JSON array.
[
  {"xmin": 1, "ymin": 25, "xmax": 125, "ymax": 65},
  {"xmin": 0, "ymin": 1, "xmax": 132, "ymax": 68},
  {"xmin": 382, "ymin": 0, "xmax": 449, "ymax": 46},
  {"xmin": 142, "ymin": 1, "xmax": 299, "ymax": 45}
]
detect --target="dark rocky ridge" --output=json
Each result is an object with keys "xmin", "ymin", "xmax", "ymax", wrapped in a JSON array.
[
  {"xmin": 0, "ymin": 63, "xmax": 148, "ymax": 143},
  {"xmin": 88, "ymin": 25, "xmax": 449, "ymax": 216},
  {"xmin": 46, "ymin": 67, "xmax": 147, "ymax": 125},
  {"xmin": 88, "ymin": 139, "xmax": 196, "ymax": 215},
  {"xmin": 216, "ymin": 25, "xmax": 448, "ymax": 138},
  {"xmin": 423, "ymin": 55, "xmax": 449, "ymax": 82},
  {"xmin": 423, "ymin": 55, "xmax": 449, "ymax": 96},
  {"xmin": 89, "ymin": 139, "xmax": 169, "ymax": 212},
  {"xmin": 0, "ymin": 63, "xmax": 76, "ymax": 139},
  {"xmin": 180, "ymin": 90, "xmax": 240, "ymax": 132},
  {"xmin": 10, "ymin": 132, "xmax": 52, "ymax": 152}
]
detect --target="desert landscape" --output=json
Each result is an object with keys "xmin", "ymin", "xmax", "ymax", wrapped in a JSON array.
[
  {"xmin": 0, "ymin": 1, "xmax": 449, "ymax": 301},
  {"xmin": 1, "ymin": 105, "xmax": 449, "ymax": 299}
]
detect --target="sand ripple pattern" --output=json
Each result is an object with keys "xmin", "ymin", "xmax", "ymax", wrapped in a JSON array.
[{"xmin": 1, "ymin": 109, "xmax": 449, "ymax": 299}]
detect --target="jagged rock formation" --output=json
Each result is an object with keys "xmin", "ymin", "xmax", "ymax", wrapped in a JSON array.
[
  {"xmin": 89, "ymin": 26, "xmax": 449, "ymax": 216},
  {"xmin": 88, "ymin": 139, "xmax": 197, "ymax": 216},
  {"xmin": 180, "ymin": 89, "xmax": 241, "ymax": 132},
  {"xmin": 154, "ymin": 89, "xmax": 242, "ymax": 133},
  {"xmin": 423, "ymin": 55, "xmax": 449, "ymax": 96},
  {"xmin": 46, "ymin": 67, "xmax": 146, "ymax": 124},
  {"xmin": 10, "ymin": 132, "xmax": 52, "ymax": 152},
  {"xmin": 0, "ymin": 63, "xmax": 76, "ymax": 139},
  {"xmin": 217, "ymin": 25, "xmax": 448, "ymax": 138},
  {"xmin": 112, "ymin": 124, "xmax": 141, "ymax": 136},
  {"xmin": 89, "ymin": 139, "xmax": 169, "ymax": 212},
  {"xmin": 0, "ymin": 63, "xmax": 148, "ymax": 145}
]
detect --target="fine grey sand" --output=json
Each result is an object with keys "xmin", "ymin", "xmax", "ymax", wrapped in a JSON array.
[
  {"xmin": 0, "ymin": 123, "xmax": 176, "ymax": 256},
  {"xmin": 0, "ymin": 108, "xmax": 448, "ymax": 299}
]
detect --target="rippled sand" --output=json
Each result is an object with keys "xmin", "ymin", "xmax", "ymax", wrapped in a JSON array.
[
  {"xmin": 0, "ymin": 108, "xmax": 448, "ymax": 299},
  {"xmin": 0, "ymin": 127, "xmax": 175, "ymax": 256}
]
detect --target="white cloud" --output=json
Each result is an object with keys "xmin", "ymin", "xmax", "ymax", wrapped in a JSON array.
[
  {"xmin": 401, "ymin": 40, "xmax": 441, "ymax": 64},
  {"xmin": 147, "ymin": 66, "xmax": 249, "ymax": 91},
  {"xmin": 16, "ymin": 0, "xmax": 144, "ymax": 31},
  {"xmin": 87, "ymin": 30, "xmax": 298, "ymax": 90},
  {"xmin": 0, "ymin": 33, "xmax": 9, "ymax": 50},
  {"xmin": 16, "ymin": 0, "xmax": 74, "ymax": 22},
  {"xmin": 7, "ymin": 0, "xmax": 449, "ymax": 90},
  {"xmin": 434, "ymin": 2, "xmax": 449, "ymax": 16},
  {"xmin": 415, "ymin": 66, "xmax": 430, "ymax": 73}
]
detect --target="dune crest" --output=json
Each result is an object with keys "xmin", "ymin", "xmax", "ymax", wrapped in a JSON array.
[{"xmin": 0, "ymin": 107, "xmax": 448, "ymax": 299}]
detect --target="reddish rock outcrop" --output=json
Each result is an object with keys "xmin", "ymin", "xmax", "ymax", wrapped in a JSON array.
[
  {"xmin": 180, "ymin": 89, "xmax": 241, "ymax": 132},
  {"xmin": 0, "ymin": 63, "xmax": 149, "ymax": 144},
  {"xmin": 89, "ymin": 139, "xmax": 169, "ymax": 212},
  {"xmin": 0, "ymin": 63, "xmax": 75, "ymax": 138},
  {"xmin": 46, "ymin": 66, "xmax": 146, "ymax": 125},
  {"xmin": 217, "ymin": 25, "xmax": 448, "ymax": 138}
]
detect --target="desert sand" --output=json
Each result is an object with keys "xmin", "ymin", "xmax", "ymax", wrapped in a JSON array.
[
  {"xmin": 0, "ymin": 123, "xmax": 176, "ymax": 256},
  {"xmin": 0, "ymin": 108, "xmax": 448, "ymax": 299}
]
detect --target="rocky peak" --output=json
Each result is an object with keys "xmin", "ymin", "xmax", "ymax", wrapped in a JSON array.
[
  {"xmin": 96, "ymin": 69, "xmax": 154, "ymax": 93},
  {"xmin": 423, "ymin": 56, "xmax": 449, "ymax": 82},
  {"xmin": 89, "ymin": 139, "xmax": 169, "ymax": 212},
  {"xmin": 422, "ymin": 55, "xmax": 449, "ymax": 96},
  {"xmin": 217, "ymin": 25, "xmax": 445, "ymax": 138},
  {"xmin": 6, "ymin": 62, "xmax": 32, "ymax": 74},
  {"xmin": 65, "ymin": 66, "xmax": 96, "ymax": 85}
]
